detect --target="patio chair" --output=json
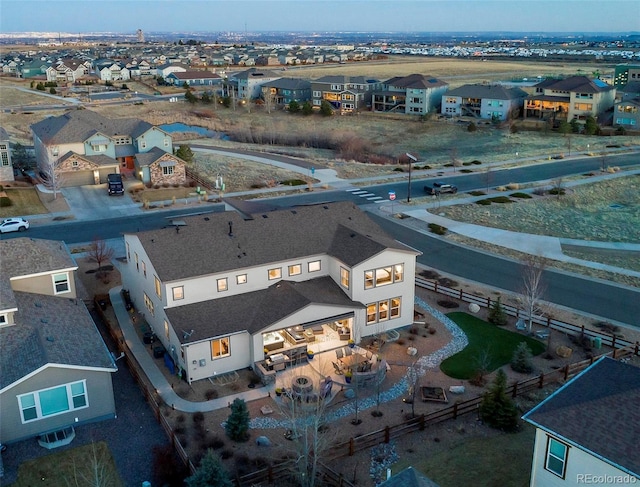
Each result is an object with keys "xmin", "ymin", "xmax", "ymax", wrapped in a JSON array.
[
  {"xmin": 344, "ymin": 347, "xmax": 353, "ymax": 356},
  {"xmin": 332, "ymin": 361, "xmax": 343, "ymax": 375},
  {"xmin": 335, "ymin": 348, "xmax": 344, "ymax": 360}
]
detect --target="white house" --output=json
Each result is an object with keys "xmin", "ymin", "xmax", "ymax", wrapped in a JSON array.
[
  {"xmin": 522, "ymin": 357, "xmax": 639, "ymax": 486},
  {"xmin": 121, "ymin": 201, "xmax": 419, "ymax": 384}
]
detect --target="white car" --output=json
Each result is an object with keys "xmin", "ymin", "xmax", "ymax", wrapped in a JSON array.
[{"xmin": 0, "ymin": 217, "xmax": 30, "ymax": 233}]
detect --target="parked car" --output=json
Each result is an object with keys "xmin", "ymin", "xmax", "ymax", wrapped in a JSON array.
[
  {"xmin": 424, "ymin": 181, "xmax": 458, "ymax": 195},
  {"xmin": 0, "ymin": 217, "xmax": 30, "ymax": 233},
  {"xmin": 107, "ymin": 173, "xmax": 124, "ymax": 195}
]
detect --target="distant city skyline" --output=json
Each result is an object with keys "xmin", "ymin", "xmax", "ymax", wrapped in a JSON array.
[{"xmin": 1, "ymin": 0, "xmax": 639, "ymax": 35}]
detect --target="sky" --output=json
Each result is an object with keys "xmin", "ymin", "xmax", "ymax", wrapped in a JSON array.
[{"xmin": 1, "ymin": 0, "xmax": 639, "ymax": 34}]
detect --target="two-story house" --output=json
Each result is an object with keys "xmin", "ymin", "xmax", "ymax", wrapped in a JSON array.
[
  {"xmin": 165, "ymin": 70, "xmax": 222, "ymax": 87},
  {"xmin": 30, "ymin": 109, "xmax": 183, "ymax": 187},
  {"xmin": 226, "ymin": 68, "xmax": 282, "ymax": 101},
  {"xmin": 523, "ymin": 76, "xmax": 616, "ymax": 123},
  {"xmin": 311, "ymin": 75, "xmax": 381, "ymax": 114},
  {"xmin": 99, "ymin": 63, "xmax": 130, "ymax": 82},
  {"xmin": 372, "ymin": 74, "xmax": 448, "ymax": 115},
  {"xmin": 0, "ymin": 238, "xmax": 117, "ymax": 447},
  {"xmin": 260, "ymin": 78, "xmax": 311, "ymax": 107},
  {"xmin": 523, "ymin": 357, "xmax": 639, "ymax": 486},
  {"xmin": 0, "ymin": 126, "xmax": 14, "ymax": 182},
  {"xmin": 120, "ymin": 201, "xmax": 419, "ymax": 384},
  {"xmin": 441, "ymin": 84, "xmax": 527, "ymax": 120},
  {"xmin": 45, "ymin": 59, "xmax": 90, "ymax": 84}
]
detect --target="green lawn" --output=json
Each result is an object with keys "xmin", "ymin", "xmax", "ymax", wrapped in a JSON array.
[
  {"xmin": 440, "ymin": 312, "xmax": 545, "ymax": 379},
  {"xmin": 11, "ymin": 441, "xmax": 123, "ymax": 487},
  {"xmin": 392, "ymin": 423, "xmax": 535, "ymax": 487}
]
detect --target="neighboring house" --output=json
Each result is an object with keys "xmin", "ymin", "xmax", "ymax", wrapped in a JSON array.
[
  {"xmin": 19, "ymin": 60, "xmax": 49, "ymax": 79},
  {"xmin": 134, "ymin": 146, "xmax": 187, "ymax": 186},
  {"xmin": 523, "ymin": 76, "xmax": 616, "ymax": 123},
  {"xmin": 0, "ymin": 238, "xmax": 117, "ymax": 446},
  {"xmin": 227, "ymin": 68, "xmax": 282, "ymax": 100},
  {"xmin": 30, "ymin": 109, "xmax": 173, "ymax": 186},
  {"xmin": 260, "ymin": 77, "xmax": 311, "ymax": 106},
  {"xmin": 121, "ymin": 201, "xmax": 419, "ymax": 384},
  {"xmin": 613, "ymin": 97, "xmax": 640, "ymax": 128},
  {"xmin": 156, "ymin": 62, "xmax": 188, "ymax": 79},
  {"xmin": 311, "ymin": 75, "xmax": 382, "ymax": 114},
  {"xmin": 441, "ymin": 84, "xmax": 527, "ymax": 120},
  {"xmin": 613, "ymin": 63, "xmax": 640, "ymax": 88},
  {"xmin": 45, "ymin": 59, "xmax": 90, "ymax": 83},
  {"xmin": 99, "ymin": 63, "xmax": 130, "ymax": 82},
  {"xmin": 0, "ymin": 127, "xmax": 14, "ymax": 182},
  {"xmin": 522, "ymin": 357, "xmax": 640, "ymax": 486},
  {"xmin": 379, "ymin": 467, "xmax": 440, "ymax": 487},
  {"xmin": 372, "ymin": 74, "xmax": 448, "ymax": 115},
  {"xmin": 165, "ymin": 70, "xmax": 222, "ymax": 87}
]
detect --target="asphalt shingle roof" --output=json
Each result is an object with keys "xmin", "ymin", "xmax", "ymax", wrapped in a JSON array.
[
  {"xmin": 446, "ymin": 84, "xmax": 528, "ymax": 100},
  {"xmin": 129, "ymin": 201, "xmax": 415, "ymax": 282},
  {"xmin": 384, "ymin": 73, "xmax": 448, "ymax": 90},
  {"xmin": 533, "ymin": 75, "xmax": 615, "ymax": 94},
  {"xmin": 522, "ymin": 357, "xmax": 640, "ymax": 476},
  {"xmin": 261, "ymin": 77, "xmax": 311, "ymax": 90}
]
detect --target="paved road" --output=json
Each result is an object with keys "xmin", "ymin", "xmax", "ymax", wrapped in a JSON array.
[{"xmin": 367, "ymin": 212, "xmax": 640, "ymax": 328}]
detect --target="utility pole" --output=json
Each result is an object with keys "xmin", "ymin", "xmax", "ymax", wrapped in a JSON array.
[{"xmin": 405, "ymin": 152, "xmax": 417, "ymax": 203}]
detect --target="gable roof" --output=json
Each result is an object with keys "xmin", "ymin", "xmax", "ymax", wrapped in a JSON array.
[
  {"xmin": 522, "ymin": 357, "xmax": 640, "ymax": 476},
  {"xmin": 379, "ymin": 466, "xmax": 440, "ymax": 487},
  {"xmin": 31, "ymin": 109, "xmax": 154, "ymax": 145},
  {"xmin": 313, "ymin": 75, "xmax": 379, "ymax": 85},
  {"xmin": 167, "ymin": 70, "xmax": 221, "ymax": 80},
  {"xmin": 230, "ymin": 67, "xmax": 281, "ymax": 80},
  {"xmin": 261, "ymin": 77, "xmax": 311, "ymax": 90},
  {"xmin": 128, "ymin": 201, "xmax": 417, "ymax": 282},
  {"xmin": 0, "ymin": 126, "xmax": 9, "ymax": 141},
  {"xmin": 446, "ymin": 84, "xmax": 528, "ymax": 100},
  {"xmin": 58, "ymin": 151, "xmax": 120, "ymax": 168},
  {"xmin": 384, "ymin": 73, "xmax": 448, "ymax": 90},
  {"xmin": 533, "ymin": 75, "xmax": 615, "ymax": 94},
  {"xmin": 135, "ymin": 146, "xmax": 180, "ymax": 168},
  {"xmin": 166, "ymin": 276, "xmax": 364, "ymax": 342}
]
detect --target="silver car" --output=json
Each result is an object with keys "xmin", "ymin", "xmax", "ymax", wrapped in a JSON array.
[{"xmin": 0, "ymin": 217, "xmax": 30, "ymax": 233}]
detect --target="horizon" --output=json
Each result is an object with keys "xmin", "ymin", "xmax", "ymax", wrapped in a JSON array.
[{"xmin": 2, "ymin": 1, "xmax": 639, "ymax": 35}]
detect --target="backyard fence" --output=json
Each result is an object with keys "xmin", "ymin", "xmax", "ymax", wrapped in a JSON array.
[
  {"xmin": 416, "ymin": 277, "xmax": 639, "ymax": 352},
  {"xmin": 185, "ymin": 166, "xmax": 215, "ymax": 190}
]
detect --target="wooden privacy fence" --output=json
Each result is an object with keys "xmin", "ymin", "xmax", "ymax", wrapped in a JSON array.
[
  {"xmin": 185, "ymin": 166, "xmax": 215, "ymax": 190},
  {"xmin": 416, "ymin": 277, "xmax": 638, "ymax": 351}
]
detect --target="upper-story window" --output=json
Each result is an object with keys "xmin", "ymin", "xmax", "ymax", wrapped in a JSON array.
[
  {"xmin": 172, "ymin": 286, "xmax": 184, "ymax": 300},
  {"xmin": 331, "ymin": 84, "xmax": 342, "ymax": 90},
  {"xmin": 236, "ymin": 274, "xmax": 247, "ymax": 285},
  {"xmin": 340, "ymin": 267, "xmax": 350, "ymax": 289},
  {"xmin": 141, "ymin": 261, "xmax": 147, "ymax": 278},
  {"xmin": 545, "ymin": 437, "xmax": 568, "ymax": 478},
  {"xmin": 154, "ymin": 276, "xmax": 161, "ymax": 297},
  {"xmin": 268, "ymin": 268, "xmax": 282, "ymax": 280},
  {"xmin": 217, "ymin": 278, "xmax": 228, "ymax": 292},
  {"xmin": 18, "ymin": 380, "xmax": 88, "ymax": 423},
  {"xmin": 313, "ymin": 90, "xmax": 321, "ymax": 98},
  {"xmin": 445, "ymin": 97, "xmax": 458, "ymax": 104},
  {"xmin": 0, "ymin": 314, "xmax": 8, "ymax": 326},
  {"xmin": 164, "ymin": 138, "xmax": 170, "ymax": 147},
  {"xmin": 52, "ymin": 272, "xmax": 70, "ymax": 294},
  {"xmin": 364, "ymin": 264, "xmax": 404, "ymax": 289},
  {"xmin": 211, "ymin": 337, "xmax": 230, "ymax": 359},
  {"xmin": 144, "ymin": 292, "xmax": 155, "ymax": 316},
  {"xmin": 91, "ymin": 144, "xmax": 107, "ymax": 152},
  {"xmin": 288, "ymin": 264, "xmax": 302, "ymax": 276},
  {"xmin": 308, "ymin": 260, "xmax": 321, "ymax": 272}
]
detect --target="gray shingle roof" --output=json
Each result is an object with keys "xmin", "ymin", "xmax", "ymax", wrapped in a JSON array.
[
  {"xmin": 446, "ymin": 84, "xmax": 528, "ymax": 100},
  {"xmin": 522, "ymin": 357, "xmax": 640, "ymax": 476},
  {"xmin": 129, "ymin": 201, "xmax": 416, "ymax": 282},
  {"xmin": 261, "ymin": 77, "xmax": 311, "ymax": 90},
  {"xmin": 31, "ymin": 109, "xmax": 154, "ymax": 145},
  {"xmin": 165, "ymin": 276, "xmax": 365, "ymax": 343},
  {"xmin": 379, "ymin": 467, "xmax": 440, "ymax": 487},
  {"xmin": 230, "ymin": 67, "xmax": 281, "ymax": 80},
  {"xmin": 314, "ymin": 75, "xmax": 379, "ymax": 85},
  {"xmin": 135, "ymin": 146, "xmax": 174, "ymax": 167},
  {"xmin": 533, "ymin": 75, "xmax": 615, "ymax": 94},
  {"xmin": 384, "ymin": 73, "xmax": 448, "ymax": 90},
  {"xmin": 0, "ymin": 126, "xmax": 9, "ymax": 141}
]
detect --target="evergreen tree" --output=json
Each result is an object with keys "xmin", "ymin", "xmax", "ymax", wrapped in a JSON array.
[
  {"xmin": 184, "ymin": 90, "xmax": 197, "ymax": 104},
  {"xmin": 221, "ymin": 95, "xmax": 231, "ymax": 108},
  {"xmin": 225, "ymin": 398, "xmax": 250, "ymax": 441},
  {"xmin": 288, "ymin": 100, "xmax": 300, "ymax": 113},
  {"xmin": 479, "ymin": 369, "xmax": 519, "ymax": 432},
  {"xmin": 584, "ymin": 115, "xmax": 598, "ymax": 135},
  {"xmin": 511, "ymin": 342, "xmax": 534, "ymax": 373},
  {"xmin": 558, "ymin": 120, "xmax": 571, "ymax": 135},
  {"xmin": 569, "ymin": 118, "xmax": 581, "ymax": 134},
  {"xmin": 201, "ymin": 92, "xmax": 212, "ymax": 104},
  {"xmin": 185, "ymin": 449, "xmax": 233, "ymax": 487},
  {"xmin": 175, "ymin": 145, "xmax": 194, "ymax": 163},
  {"xmin": 301, "ymin": 101, "xmax": 313, "ymax": 115},
  {"xmin": 319, "ymin": 100, "xmax": 333, "ymax": 116},
  {"xmin": 488, "ymin": 297, "xmax": 508, "ymax": 326}
]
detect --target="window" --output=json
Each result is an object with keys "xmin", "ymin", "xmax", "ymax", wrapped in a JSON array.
[
  {"xmin": 366, "ymin": 298, "xmax": 401, "ymax": 325},
  {"xmin": 446, "ymin": 97, "xmax": 458, "ymax": 104},
  {"xmin": 144, "ymin": 292, "xmax": 154, "ymax": 316},
  {"xmin": 18, "ymin": 380, "xmax": 88, "ymax": 423},
  {"xmin": 211, "ymin": 337, "xmax": 230, "ymax": 359},
  {"xmin": 126, "ymin": 242, "xmax": 130, "ymax": 261},
  {"xmin": 308, "ymin": 260, "xmax": 321, "ymax": 272},
  {"xmin": 340, "ymin": 267, "xmax": 350, "ymax": 289},
  {"xmin": 268, "ymin": 268, "xmax": 282, "ymax": 280},
  {"xmin": 217, "ymin": 278, "xmax": 228, "ymax": 292},
  {"xmin": 0, "ymin": 314, "xmax": 7, "ymax": 325},
  {"xmin": 574, "ymin": 103, "xmax": 592, "ymax": 111},
  {"xmin": 172, "ymin": 286, "xmax": 184, "ymax": 300},
  {"xmin": 288, "ymin": 264, "xmax": 302, "ymax": 276},
  {"xmin": 164, "ymin": 138, "xmax": 170, "ymax": 147},
  {"xmin": 545, "ymin": 437, "xmax": 568, "ymax": 478},
  {"xmin": 91, "ymin": 144, "xmax": 107, "ymax": 152},
  {"xmin": 135, "ymin": 252, "xmax": 139, "ymax": 271},
  {"xmin": 236, "ymin": 274, "xmax": 247, "ymax": 285},
  {"xmin": 140, "ymin": 141, "xmax": 147, "ymax": 149},
  {"xmin": 141, "ymin": 261, "xmax": 146, "ymax": 277},
  {"xmin": 154, "ymin": 276, "xmax": 161, "ymax": 297},
  {"xmin": 164, "ymin": 320, "xmax": 170, "ymax": 339},
  {"xmin": 162, "ymin": 165, "xmax": 174, "ymax": 175},
  {"xmin": 364, "ymin": 264, "xmax": 404, "ymax": 289},
  {"xmin": 71, "ymin": 160, "xmax": 78, "ymax": 167},
  {"xmin": 313, "ymin": 90, "xmax": 321, "ymax": 98},
  {"xmin": 52, "ymin": 273, "xmax": 70, "ymax": 294}
]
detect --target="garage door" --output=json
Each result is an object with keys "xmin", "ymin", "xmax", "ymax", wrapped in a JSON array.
[
  {"xmin": 98, "ymin": 167, "xmax": 117, "ymax": 183},
  {"xmin": 61, "ymin": 170, "xmax": 94, "ymax": 187}
]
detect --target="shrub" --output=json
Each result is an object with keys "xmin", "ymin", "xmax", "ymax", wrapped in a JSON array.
[
  {"xmin": 471, "ymin": 160, "xmax": 482, "ymax": 165},
  {"xmin": 488, "ymin": 196, "xmax": 512, "ymax": 204},
  {"xmin": 460, "ymin": 169, "xmax": 473, "ymax": 173},
  {"xmin": 475, "ymin": 199, "xmax": 492, "ymax": 205},
  {"xmin": 193, "ymin": 411, "xmax": 205, "ymax": 423},
  {"xmin": 0, "ymin": 196, "xmax": 12, "ymax": 207},
  {"xmin": 548, "ymin": 188, "xmax": 566, "ymax": 196},
  {"xmin": 467, "ymin": 122, "xmax": 477, "ymax": 132},
  {"xmin": 428, "ymin": 223, "xmax": 447, "ymax": 235},
  {"xmin": 469, "ymin": 190, "xmax": 486, "ymax": 196},
  {"xmin": 393, "ymin": 167, "xmax": 404, "ymax": 172},
  {"xmin": 488, "ymin": 297, "xmax": 508, "ymax": 326},
  {"xmin": 511, "ymin": 342, "xmax": 534, "ymax": 373},
  {"xmin": 506, "ymin": 183, "xmax": 519, "ymax": 190},
  {"xmin": 205, "ymin": 389, "xmax": 218, "ymax": 400},
  {"xmin": 510, "ymin": 192, "xmax": 532, "ymax": 199},
  {"xmin": 437, "ymin": 300, "xmax": 459, "ymax": 309}
]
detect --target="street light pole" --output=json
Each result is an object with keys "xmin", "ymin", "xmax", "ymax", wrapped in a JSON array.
[{"xmin": 405, "ymin": 152, "xmax": 417, "ymax": 203}]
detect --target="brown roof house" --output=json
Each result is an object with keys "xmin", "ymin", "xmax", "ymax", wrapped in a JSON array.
[
  {"xmin": 120, "ymin": 201, "xmax": 420, "ymax": 384},
  {"xmin": 522, "ymin": 357, "xmax": 640, "ymax": 486},
  {"xmin": 0, "ymin": 238, "xmax": 117, "ymax": 447},
  {"xmin": 373, "ymin": 74, "xmax": 448, "ymax": 115}
]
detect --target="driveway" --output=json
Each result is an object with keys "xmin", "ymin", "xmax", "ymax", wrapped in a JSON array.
[{"xmin": 62, "ymin": 182, "xmax": 142, "ymax": 221}]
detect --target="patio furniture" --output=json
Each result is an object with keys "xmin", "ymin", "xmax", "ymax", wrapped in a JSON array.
[
  {"xmin": 335, "ymin": 348, "xmax": 344, "ymax": 359},
  {"xmin": 304, "ymin": 329, "xmax": 316, "ymax": 343},
  {"xmin": 332, "ymin": 362, "xmax": 344, "ymax": 375},
  {"xmin": 340, "ymin": 353, "xmax": 367, "ymax": 370},
  {"xmin": 344, "ymin": 347, "xmax": 353, "ymax": 356},
  {"xmin": 338, "ymin": 328, "xmax": 351, "ymax": 340}
]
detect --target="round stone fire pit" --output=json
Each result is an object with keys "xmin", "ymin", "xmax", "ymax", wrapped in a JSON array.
[{"xmin": 292, "ymin": 375, "xmax": 313, "ymax": 395}]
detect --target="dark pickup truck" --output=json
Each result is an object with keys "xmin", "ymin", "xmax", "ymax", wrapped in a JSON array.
[
  {"xmin": 424, "ymin": 181, "xmax": 458, "ymax": 195},
  {"xmin": 107, "ymin": 173, "xmax": 124, "ymax": 195}
]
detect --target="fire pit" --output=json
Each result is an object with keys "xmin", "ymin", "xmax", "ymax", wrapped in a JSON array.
[{"xmin": 292, "ymin": 375, "xmax": 313, "ymax": 395}]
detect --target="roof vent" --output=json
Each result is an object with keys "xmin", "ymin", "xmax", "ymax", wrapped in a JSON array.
[
  {"xmin": 228, "ymin": 221, "xmax": 233, "ymax": 236},
  {"xmin": 46, "ymin": 336, "xmax": 55, "ymax": 342},
  {"xmin": 35, "ymin": 302, "xmax": 42, "ymax": 308},
  {"xmin": 204, "ymin": 217, "xmax": 210, "ymax": 221},
  {"xmin": 262, "ymin": 214, "xmax": 268, "ymax": 218},
  {"xmin": 41, "ymin": 318, "xmax": 48, "ymax": 323},
  {"xmin": 175, "ymin": 226, "xmax": 180, "ymax": 234}
]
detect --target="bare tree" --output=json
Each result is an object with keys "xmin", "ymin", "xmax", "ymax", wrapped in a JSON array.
[
  {"xmin": 88, "ymin": 237, "xmax": 114, "ymax": 273},
  {"xmin": 38, "ymin": 145, "xmax": 65, "ymax": 199},
  {"xmin": 449, "ymin": 147, "xmax": 460, "ymax": 173},
  {"xmin": 66, "ymin": 441, "xmax": 119, "ymax": 487},
  {"xmin": 519, "ymin": 255, "xmax": 548, "ymax": 332},
  {"xmin": 471, "ymin": 346, "xmax": 492, "ymax": 386},
  {"xmin": 405, "ymin": 360, "xmax": 422, "ymax": 418},
  {"xmin": 263, "ymin": 87, "xmax": 276, "ymax": 114},
  {"xmin": 485, "ymin": 165, "xmax": 493, "ymax": 193},
  {"xmin": 551, "ymin": 177, "xmax": 565, "ymax": 200}
]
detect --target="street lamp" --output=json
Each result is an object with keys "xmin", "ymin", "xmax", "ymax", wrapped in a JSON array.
[{"xmin": 405, "ymin": 152, "xmax": 417, "ymax": 203}]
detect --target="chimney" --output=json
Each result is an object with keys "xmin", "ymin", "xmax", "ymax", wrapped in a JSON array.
[{"xmin": 228, "ymin": 221, "xmax": 233, "ymax": 237}]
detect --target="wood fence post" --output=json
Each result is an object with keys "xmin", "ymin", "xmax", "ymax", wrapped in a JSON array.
[
  {"xmin": 564, "ymin": 364, "xmax": 569, "ymax": 381},
  {"xmin": 636, "ymin": 342, "xmax": 639, "ymax": 356},
  {"xmin": 434, "ymin": 281, "xmax": 438, "ymax": 293},
  {"xmin": 547, "ymin": 316, "xmax": 551, "ymax": 327},
  {"xmin": 487, "ymin": 297, "xmax": 491, "ymax": 308},
  {"xmin": 512, "ymin": 382, "xmax": 518, "ymax": 398},
  {"xmin": 453, "ymin": 402, "xmax": 458, "ymax": 420},
  {"xmin": 459, "ymin": 288, "xmax": 463, "ymax": 300},
  {"xmin": 349, "ymin": 438, "xmax": 354, "ymax": 456},
  {"xmin": 268, "ymin": 465, "xmax": 273, "ymax": 482},
  {"xmin": 384, "ymin": 426, "xmax": 390, "ymax": 443},
  {"xmin": 419, "ymin": 414, "xmax": 425, "ymax": 431},
  {"xmin": 612, "ymin": 335, "xmax": 616, "ymax": 350},
  {"xmin": 538, "ymin": 373, "xmax": 544, "ymax": 389}
]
